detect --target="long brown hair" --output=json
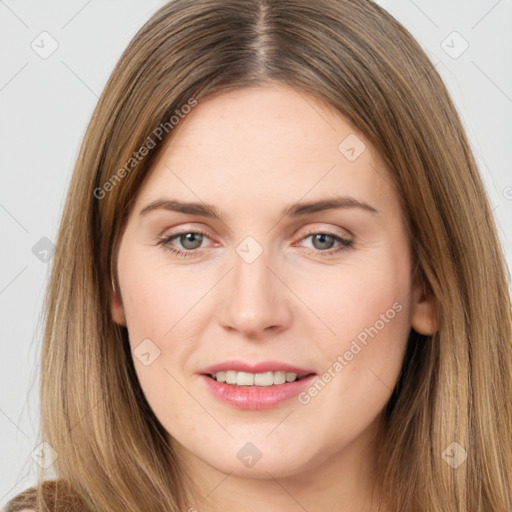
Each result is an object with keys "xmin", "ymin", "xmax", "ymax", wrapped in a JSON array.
[{"xmin": 6, "ymin": 0, "xmax": 512, "ymax": 510}]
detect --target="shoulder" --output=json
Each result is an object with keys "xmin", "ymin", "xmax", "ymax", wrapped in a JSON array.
[
  {"xmin": 4, "ymin": 479, "xmax": 89, "ymax": 512},
  {"xmin": 3, "ymin": 483, "xmax": 38, "ymax": 512}
]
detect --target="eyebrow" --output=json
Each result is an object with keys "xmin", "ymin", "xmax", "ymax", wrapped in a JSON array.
[{"xmin": 139, "ymin": 195, "xmax": 378, "ymax": 220}]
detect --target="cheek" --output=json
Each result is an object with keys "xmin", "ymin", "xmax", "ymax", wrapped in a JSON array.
[
  {"xmin": 292, "ymin": 238, "xmax": 412, "ymax": 406},
  {"xmin": 118, "ymin": 248, "xmax": 198, "ymax": 342},
  {"xmin": 294, "ymin": 252, "xmax": 411, "ymax": 353},
  {"xmin": 116, "ymin": 252, "xmax": 197, "ymax": 421},
  {"xmin": 117, "ymin": 247, "xmax": 207, "ymax": 397},
  {"xmin": 296, "ymin": 241, "xmax": 412, "ymax": 419}
]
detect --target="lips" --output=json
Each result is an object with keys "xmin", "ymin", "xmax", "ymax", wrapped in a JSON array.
[{"xmin": 199, "ymin": 360, "xmax": 317, "ymax": 410}]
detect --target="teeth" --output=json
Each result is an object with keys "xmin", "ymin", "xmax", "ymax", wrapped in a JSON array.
[
  {"xmin": 273, "ymin": 371, "xmax": 286, "ymax": 384},
  {"xmin": 211, "ymin": 370, "xmax": 301, "ymax": 386},
  {"xmin": 237, "ymin": 371, "xmax": 254, "ymax": 386},
  {"xmin": 254, "ymin": 372, "xmax": 274, "ymax": 386},
  {"xmin": 225, "ymin": 370, "xmax": 237, "ymax": 384}
]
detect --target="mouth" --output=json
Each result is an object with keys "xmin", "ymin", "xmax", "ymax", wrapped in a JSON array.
[
  {"xmin": 200, "ymin": 360, "xmax": 315, "ymax": 386},
  {"xmin": 199, "ymin": 361, "xmax": 317, "ymax": 409}
]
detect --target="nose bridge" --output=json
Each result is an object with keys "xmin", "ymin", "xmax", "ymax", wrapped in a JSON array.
[
  {"xmin": 233, "ymin": 244, "xmax": 271, "ymax": 297},
  {"xmin": 218, "ymin": 236, "xmax": 291, "ymax": 336}
]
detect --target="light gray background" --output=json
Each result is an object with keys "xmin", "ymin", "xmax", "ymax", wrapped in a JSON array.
[{"xmin": 1, "ymin": 0, "xmax": 511, "ymax": 506}]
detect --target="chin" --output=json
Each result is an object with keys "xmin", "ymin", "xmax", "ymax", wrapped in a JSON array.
[{"xmin": 179, "ymin": 432, "xmax": 328, "ymax": 480}]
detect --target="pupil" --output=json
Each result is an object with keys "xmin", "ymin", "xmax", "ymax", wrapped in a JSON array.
[
  {"xmin": 182, "ymin": 233, "xmax": 202, "ymax": 250},
  {"xmin": 313, "ymin": 234, "xmax": 334, "ymax": 250}
]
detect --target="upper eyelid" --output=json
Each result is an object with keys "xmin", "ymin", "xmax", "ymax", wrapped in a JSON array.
[{"xmin": 161, "ymin": 222, "xmax": 353, "ymax": 239}]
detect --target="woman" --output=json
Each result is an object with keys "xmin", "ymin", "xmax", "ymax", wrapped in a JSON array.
[{"xmin": 6, "ymin": 0, "xmax": 512, "ymax": 511}]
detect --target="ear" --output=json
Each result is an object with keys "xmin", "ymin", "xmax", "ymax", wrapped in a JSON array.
[
  {"xmin": 110, "ymin": 286, "xmax": 126, "ymax": 326},
  {"xmin": 410, "ymin": 273, "xmax": 438, "ymax": 335}
]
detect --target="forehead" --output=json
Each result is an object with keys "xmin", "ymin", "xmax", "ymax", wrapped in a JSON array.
[{"xmin": 133, "ymin": 85, "xmax": 398, "ymax": 219}]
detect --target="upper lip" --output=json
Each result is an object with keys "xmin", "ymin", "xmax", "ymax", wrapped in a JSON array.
[{"xmin": 199, "ymin": 360, "xmax": 316, "ymax": 378}]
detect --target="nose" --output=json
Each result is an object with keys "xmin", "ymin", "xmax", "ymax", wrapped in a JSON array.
[{"xmin": 217, "ymin": 246, "xmax": 293, "ymax": 339}]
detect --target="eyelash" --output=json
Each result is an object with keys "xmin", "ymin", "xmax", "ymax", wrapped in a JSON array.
[{"xmin": 156, "ymin": 228, "xmax": 354, "ymax": 259}]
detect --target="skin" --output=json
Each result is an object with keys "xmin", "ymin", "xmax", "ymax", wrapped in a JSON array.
[{"xmin": 110, "ymin": 83, "xmax": 437, "ymax": 512}]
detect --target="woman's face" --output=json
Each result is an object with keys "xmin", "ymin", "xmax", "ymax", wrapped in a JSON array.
[{"xmin": 111, "ymin": 84, "xmax": 436, "ymax": 480}]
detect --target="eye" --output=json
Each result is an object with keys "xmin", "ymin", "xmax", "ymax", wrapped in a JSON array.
[
  {"xmin": 156, "ymin": 228, "xmax": 354, "ymax": 258},
  {"xmin": 298, "ymin": 230, "xmax": 354, "ymax": 257},
  {"xmin": 156, "ymin": 229, "xmax": 212, "ymax": 258}
]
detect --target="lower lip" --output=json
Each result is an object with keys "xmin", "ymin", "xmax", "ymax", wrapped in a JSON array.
[{"xmin": 201, "ymin": 374, "xmax": 316, "ymax": 410}]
